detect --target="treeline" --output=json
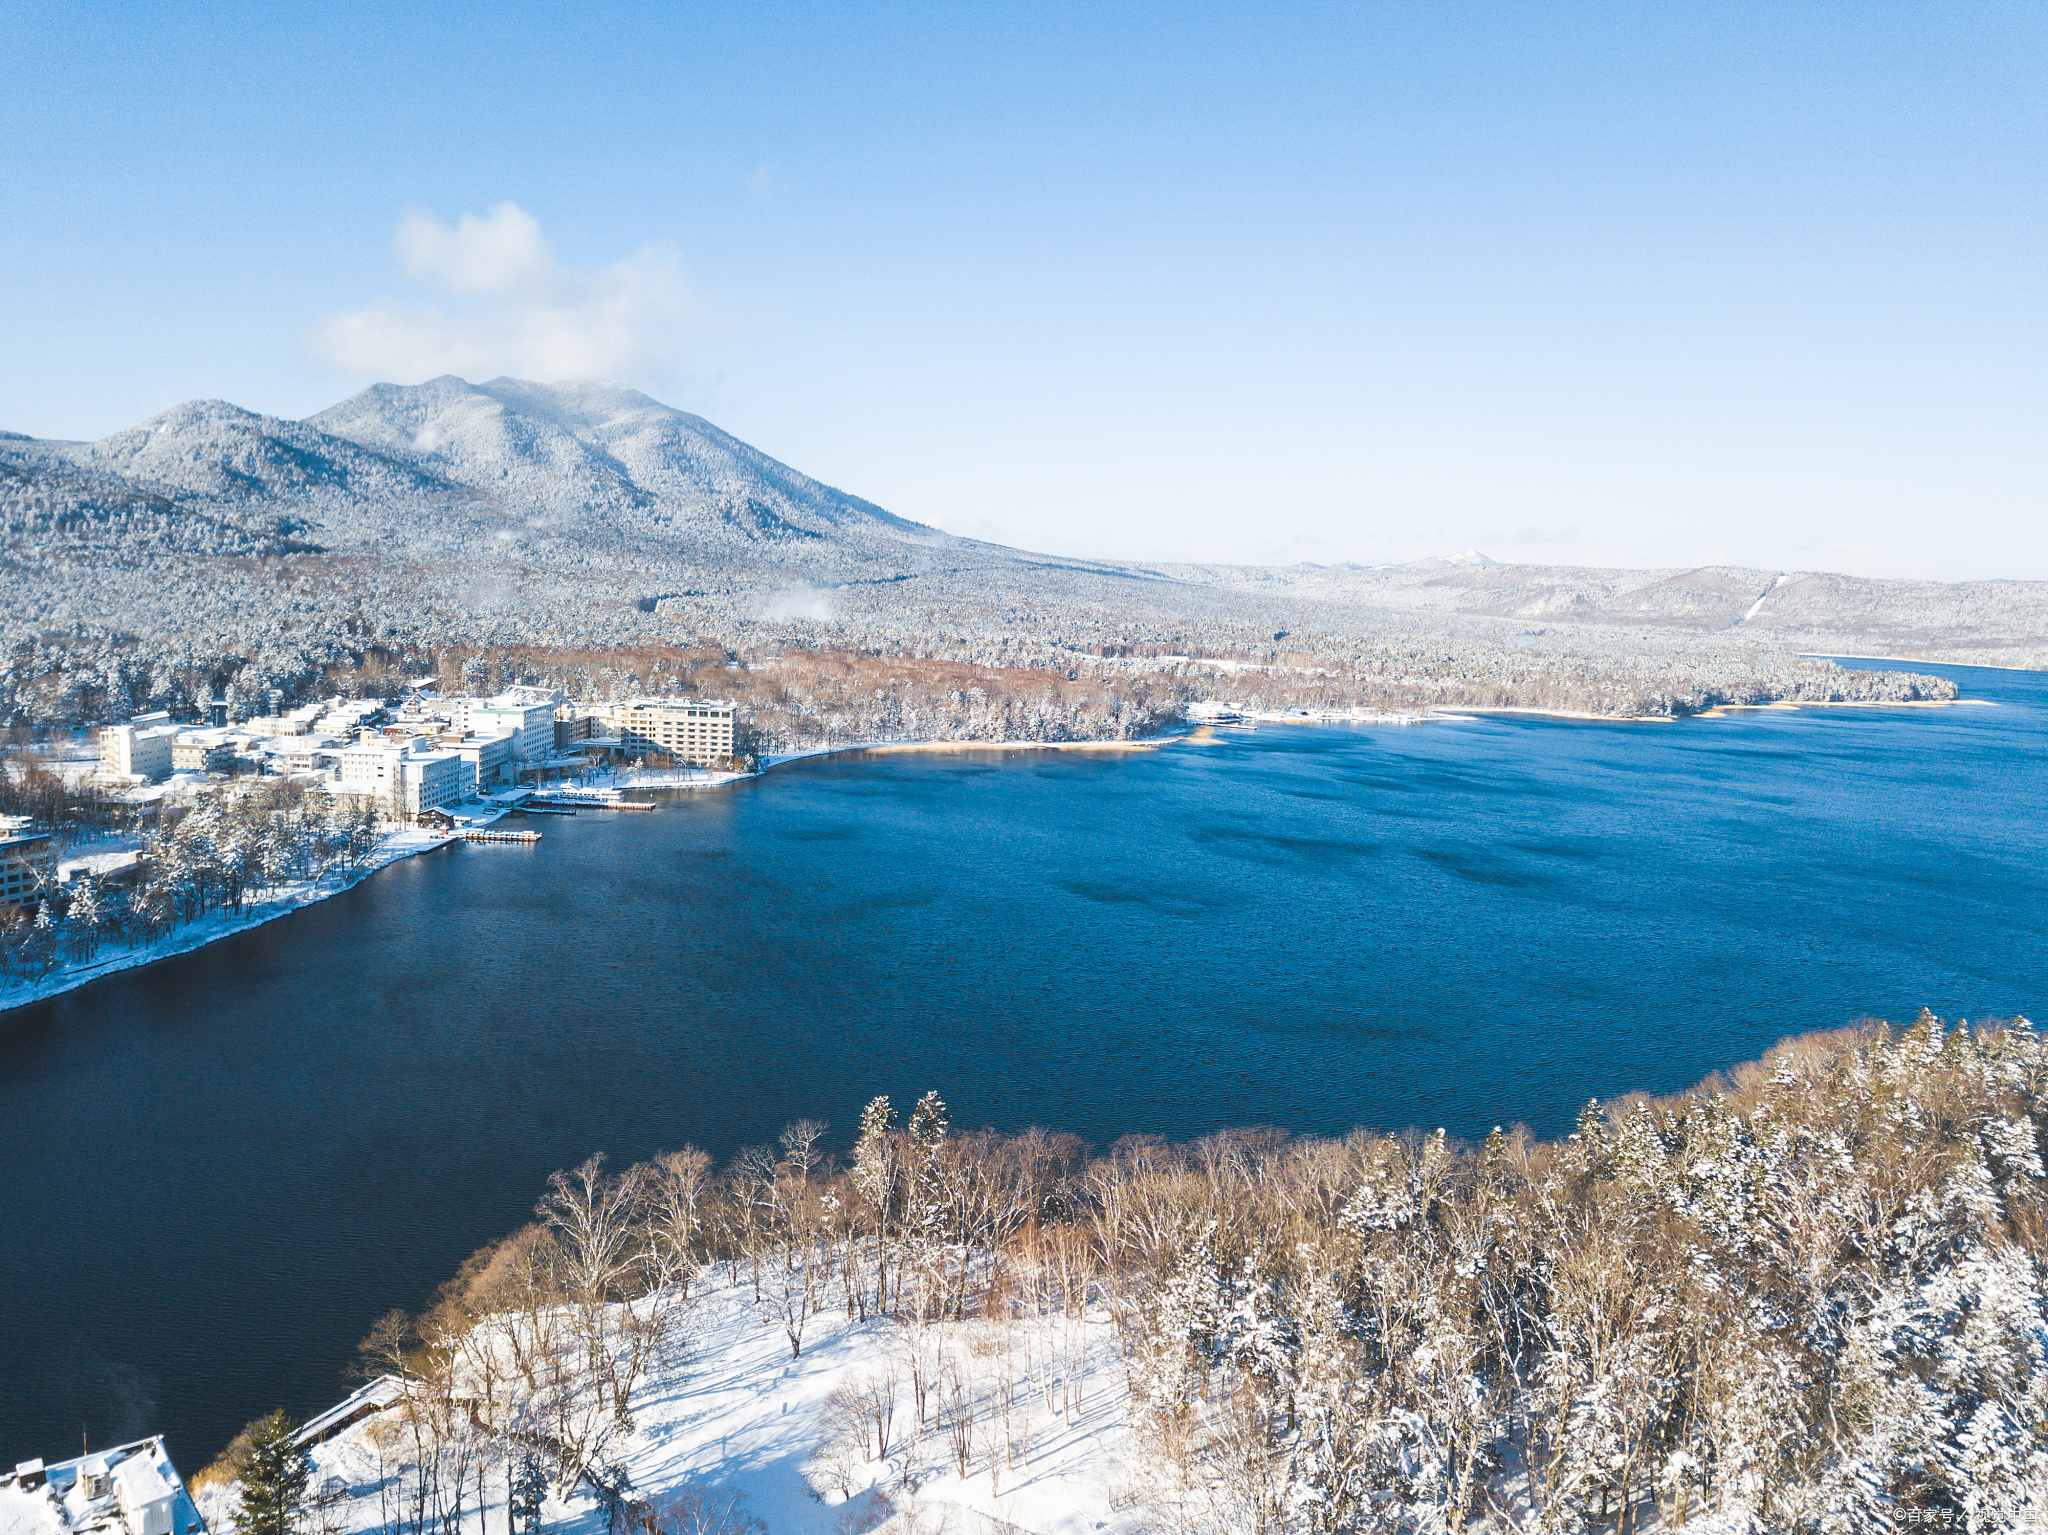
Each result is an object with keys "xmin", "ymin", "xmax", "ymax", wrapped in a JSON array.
[
  {"xmin": 4, "ymin": 586, "xmax": 1959, "ymax": 739},
  {"xmin": 254, "ymin": 1015, "xmax": 2047, "ymax": 1534},
  {"xmin": 0, "ymin": 781, "xmax": 380, "ymax": 989},
  {"xmin": 0, "ymin": 751, "xmax": 151, "ymax": 840}
]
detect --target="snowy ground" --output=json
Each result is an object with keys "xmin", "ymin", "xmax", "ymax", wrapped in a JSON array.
[
  {"xmin": 0, "ymin": 828, "xmax": 457, "ymax": 1018},
  {"xmin": 55, "ymin": 831, "xmax": 148, "ymax": 879},
  {"xmin": 4, "ymin": 735, "xmax": 101, "ymax": 788},
  {"xmin": 200, "ymin": 1276, "xmax": 1141, "ymax": 1535}
]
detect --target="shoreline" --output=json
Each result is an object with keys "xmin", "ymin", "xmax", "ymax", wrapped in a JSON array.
[
  {"xmin": 1437, "ymin": 696, "xmax": 1970, "ymax": 724},
  {"xmin": 0, "ymin": 829, "xmax": 457, "ymax": 1021},
  {"xmin": 5, "ymin": 686, "xmax": 1983, "ymax": 1018},
  {"xmin": 1802, "ymin": 650, "xmax": 2047, "ymax": 674},
  {"xmin": 1694, "ymin": 697, "xmax": 1985, "ymax": 718}
]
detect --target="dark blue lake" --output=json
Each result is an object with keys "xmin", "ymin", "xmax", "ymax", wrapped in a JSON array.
[{"xmin": 2, "ymin": 660, "xmax": 2043, "ymax": 1469}]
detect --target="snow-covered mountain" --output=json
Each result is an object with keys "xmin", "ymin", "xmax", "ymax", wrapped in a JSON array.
[
  {"xmin": 30, "ymin": 398, "xmax": 457, "ymax": 503},
  {"xmin": 6, "ymin": 378, "xmax": 950, "ymax": 571},
  {"xmin": 307, "ymin": 376, "xmax": 936, "ymax": 547},
  {"xmin": 6, "ymin": 377, "xmax": 2047, "ymax": 679}
]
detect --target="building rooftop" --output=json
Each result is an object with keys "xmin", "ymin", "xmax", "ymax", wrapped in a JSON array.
[
  {"xmin": 486, "ymin": 686, "xmax": 565, "ymax": 708},
  {"xmin": 0, "ymin": 1438, "xmax": 199, "ymax": 1535}
]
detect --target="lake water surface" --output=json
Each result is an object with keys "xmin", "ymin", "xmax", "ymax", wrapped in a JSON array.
[{"xmin": 3, "ymin": 660, "xmax": 2043, "ymax": 1468}]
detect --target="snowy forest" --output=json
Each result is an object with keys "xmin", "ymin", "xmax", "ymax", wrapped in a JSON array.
[
  {"xmin": 0, "ymin": 631, "xmax": 1955, "ymax": 761},
  {"xmin": 202, "ymin": 1014, "xmax": 2048, "ymax": 1533},
  {"xmin": 0, "ymin": 378, "xmax": 1991, "ymax": 745},
  {"xmin": 0, "ymin": 781, "xmax": 380, "ymax": 988}
]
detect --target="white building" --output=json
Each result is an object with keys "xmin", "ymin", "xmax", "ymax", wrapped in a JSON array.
[
  {"xmin": 313, "ymin": 698, "xmax": 389, "ymax": 736},
  {"xmin": 0, "ymin": 1438, "xmax": 202, "ymax": 1535},
  {"xmin": 336, "ymin": 736, "xmax": 464, "ymax": 820},
  {"xmin": 440, "ymin": 729, "xmax": 516, "ymax": 793},
  {"xmin": 453, "ymin": 688, "xmax": 562, "ymax": 764},
  {"xmin": 242, "ymin": 713, "xmax": 308, "ymax": 737},
  {"xmin": 264, "ymin": 735, "xmax": 343, "ymax": 777},
  {"xmin": 602, "ymin": 699, "xmax": 737, "ymax": 765},
  {"xmin": 98, "ymin": 712, "xmax": 180, "ymax": 782}
]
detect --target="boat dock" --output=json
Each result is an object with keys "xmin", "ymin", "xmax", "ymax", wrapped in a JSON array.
[{"xmin": 463, "ymin": 828, "xmax": 541, "ymax": 843}]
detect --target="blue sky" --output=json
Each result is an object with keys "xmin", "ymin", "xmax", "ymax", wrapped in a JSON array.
[{"xmin": 4, "ymin": 1, "xmax": 2043, "ymax": 578}]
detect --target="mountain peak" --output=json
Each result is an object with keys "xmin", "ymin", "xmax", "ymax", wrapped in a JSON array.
[
  {"xmin": 302, "ymin": 376, "xmax": 932, "ymax": 544},
  {"xmin": 1380, "ymin": 549, "xmax": 1498, "ymax": 573}
]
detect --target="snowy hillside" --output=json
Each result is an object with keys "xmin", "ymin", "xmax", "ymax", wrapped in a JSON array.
[
  {"xmin": 197, "ymin": 1280, "xmax": 1139, "ymax": 1535},
  {"xmin": 0, "ymin": 373, "xmax": 2032, "ymax": 735},
  {"xmin": 308, "ymin": 377, "xmax": 939, "ymax": 548},
  {"xmin": 184, "ymin": 1021, "xmax": 2048, "ymax": 1535},
  {"xmin": 34, "ymin": 399, "xmax": 462, "ymax": 503}
]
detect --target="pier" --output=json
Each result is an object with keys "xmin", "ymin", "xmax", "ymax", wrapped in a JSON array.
[{"xmin": 462, "ymin": 828, "xmax": 541, "ymax": 843}]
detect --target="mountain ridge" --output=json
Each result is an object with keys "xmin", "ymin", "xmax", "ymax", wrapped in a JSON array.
[{"xmin": 5, "ymin": 378, "xmax": 2046, "ymax": 695}]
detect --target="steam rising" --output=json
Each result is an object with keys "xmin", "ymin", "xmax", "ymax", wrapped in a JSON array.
[{"xmin": 761, "ymin": 585, "xmax": 837, "ymax": 622}]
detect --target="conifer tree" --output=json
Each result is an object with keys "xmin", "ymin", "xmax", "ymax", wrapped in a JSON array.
[
  {"xmin": 905, "ymin": 1091, "xmax": 951, "ymax": 1317},
  {"xmin": 509, "ymin": 1453, "xmax": 547, "ymax": 1535},
  {"xmin": 851, "ymin": 1095, "xmax": 897, "ymax": 1315},
  {"xmin": 229, "ymin": 1410, "xmax": 308, "ymax": 1535}
]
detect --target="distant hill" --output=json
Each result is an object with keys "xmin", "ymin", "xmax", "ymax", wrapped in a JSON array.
[{"xmin": 1, "ymin": 375, "xmax": 2042, "ymax": 734}]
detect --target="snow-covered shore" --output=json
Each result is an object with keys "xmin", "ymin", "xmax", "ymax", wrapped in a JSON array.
[
  {"xmin": 0, "ymin": 829, "xmax": 457, "ymax": 1019},
  {"xmin": 197, "ymin": 1277, "xmax": 1138, "ymax": 1535}
]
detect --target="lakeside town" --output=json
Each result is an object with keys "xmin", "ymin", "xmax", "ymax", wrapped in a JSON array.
[
  {"xmin": 95, "ymin": 688, "xmax": 747, "ymax": 817},
  {"xmin": 0, "ymin": 690, "xmax": 746, "ymax": 1003}
]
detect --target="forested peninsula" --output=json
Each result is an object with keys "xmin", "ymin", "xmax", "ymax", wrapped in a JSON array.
[{"xmin": 197, "ymin": 1013, "xmax": 2048, "ymax": 1533}]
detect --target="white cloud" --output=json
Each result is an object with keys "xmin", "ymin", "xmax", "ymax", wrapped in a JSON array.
[{"xmin": 306, "ymin": 202, "xmax": 703, "ymax": 381}]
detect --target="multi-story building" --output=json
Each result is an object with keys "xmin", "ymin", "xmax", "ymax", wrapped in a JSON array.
[
  {"xmin": 438, "ymin": 729, "xmax": 516, "ymax": 794},
  {"xmin": 170, "ymin": 732, "xmax": 236, "ymax": 773},
  {"xmin": 0, "ymin": 822, "xmax": 54, "ymax": 911},
  {"xmin": 554, "ymin": 712, "xmax": 595, "ymax": 751},
  {"xmin": 453, "ymin": 688, "xmax": 562, "ymax": 764},
  {"xmin": 399, "ymin": 748, "xmax": 463, "ymax": 817},
  {"xmin": 267, "ymin": 736, "xmax": 343, "ymax": 777},
  {"xmin": 336, "ymin": 736, "xmax": 464, "ymax": 820},
  {"xmin": 97, "ymin": 712, "xmax": 179, "ymax": 782},
  {"xmin": 313, "ymin": 699, "xmax": 389, "ymax": 736},
  {"xmin": 606, "ymin": 699, "xmax": 737, "ymax": 765}
]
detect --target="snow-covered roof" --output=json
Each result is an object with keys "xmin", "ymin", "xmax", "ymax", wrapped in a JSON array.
[
  {"xmin": 292, "ymin": 1376, "xmax": 404, "ymax": 1448},
  {"xmin": 486, "ymin": 686, "xmax": 564, "ymax": 708},
  {"xmin": 0, "ymin": 1438, "xmax": 200, "ymax": 1535},
  {"xmin": 59, "ymin": 848, "xmax": 140, "ymax": 881}
]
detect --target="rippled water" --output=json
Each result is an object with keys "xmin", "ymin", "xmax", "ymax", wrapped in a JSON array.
[{"xmin": 2, "ymin": 660, "xmax": 2043, "ymax": 1468}]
